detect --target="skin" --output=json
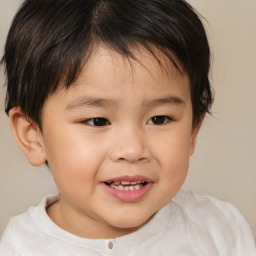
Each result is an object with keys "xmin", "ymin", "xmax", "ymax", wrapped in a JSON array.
[{"xmin": 10, "ymin": 45, "xmax": 201, "ymax": 239}]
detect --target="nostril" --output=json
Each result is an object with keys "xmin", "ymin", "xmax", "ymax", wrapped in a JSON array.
[
  {"xmin": 109, "ymin": 136, "xmax": 151, "ymax": 163},
  {"xmin": 116, "ymin": 156, "xmax": 148, "ymax": 163}
]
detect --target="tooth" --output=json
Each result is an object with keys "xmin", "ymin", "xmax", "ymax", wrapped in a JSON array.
[
  {"xmin": 114, "ymin": 181, "xmax": 120, "ymax": 185},
  {"xmin": 110, "ymin": 183, "xmax": 144, "ymax": 191},
  {"xmin": 130, "ymin": 181, "xmax": 137, "ymax": 185},
  {"xmin": 121, "ymin": 181, "xmax": 130, "ymax": 185}
]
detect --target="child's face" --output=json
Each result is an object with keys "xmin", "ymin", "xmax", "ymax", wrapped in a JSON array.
[{"xmin": 39, "ymin": 46, "xmax": 199, "ymax": 238}]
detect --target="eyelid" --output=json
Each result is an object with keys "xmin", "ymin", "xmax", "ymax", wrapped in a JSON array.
[
  {"xmin": 80, "ymin": 117, "xmax": 111, "ymax": 127},
  {"xmin": 147, "ymin": 115, "xmax": 173, "ymax": 125}
]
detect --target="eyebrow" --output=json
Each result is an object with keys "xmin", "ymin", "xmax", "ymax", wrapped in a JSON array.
[
  {"xmin": 65, "ymin": 97, "xmax": 120, "ymax": 110},
  {"xmin": 65, "ymin": 95, "xmax": 185, "ymax": 110},
  {"xmin": 142, "ymin": 96, "xmax": 186, "ymax": 108}
]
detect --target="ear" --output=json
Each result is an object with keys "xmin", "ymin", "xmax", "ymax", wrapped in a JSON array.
[
  {"xmin": 9, "ymin": 107, "xmax": 47, "ymax": 166},
  {"xmin": 189, "ymin": 115, "xmax": 204, "ymax": 156}
]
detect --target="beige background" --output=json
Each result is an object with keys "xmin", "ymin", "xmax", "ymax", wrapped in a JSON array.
[{"xmin": 0, "ymin": 0, "xmax": 255, "ymax": 240}]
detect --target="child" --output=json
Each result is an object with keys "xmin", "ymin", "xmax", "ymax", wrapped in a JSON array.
[{"xmin": 0, "ymin": 0, "xmax": 255, "ymax": 255}]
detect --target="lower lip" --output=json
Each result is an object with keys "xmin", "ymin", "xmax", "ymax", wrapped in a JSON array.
[{"xmin": 101, "ymin": 182, "xmax": 153, "ymax": 203}]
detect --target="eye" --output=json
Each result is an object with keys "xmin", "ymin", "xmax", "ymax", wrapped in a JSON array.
[
  {"xmin": 82, "ymin": 118, "xmax": 110, "ymax": 127},
  {"xmin": 147, "ymin": 115, "xmax": 172, "ymax": 125}
]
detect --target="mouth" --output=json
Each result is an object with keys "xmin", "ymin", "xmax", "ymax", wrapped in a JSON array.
[
  {"xmin": 104, "ymin": 181, "xmax": 148, "ymax": 191},
  {"xmin": 102, "ymin": 176, "xmax": 153, "ymax": 202}
]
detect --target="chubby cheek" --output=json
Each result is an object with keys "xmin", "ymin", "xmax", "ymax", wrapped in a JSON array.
[
  {"xmin": 43, "ymin": 127, "xmax": 104, "ymax": 199},
  {"xmin": 154, "ymin": 130, "xmax": 192, "ymax": 200}
]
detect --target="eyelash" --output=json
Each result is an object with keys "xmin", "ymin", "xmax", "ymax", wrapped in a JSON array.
[
  {"xmin": 147, "ymin": 116, "xmax": 173, "ymax": 125},
  {"xmin": 81, "ymin": 118, "xmax": 110, "ymax": 127},
  {"xmin": 81, "ymin": 115, "xmax": 173, "ymax": 127}
]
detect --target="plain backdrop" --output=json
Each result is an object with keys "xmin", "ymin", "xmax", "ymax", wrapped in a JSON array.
[{"xmin": 0, "ymin": 0, "xmax": 255, "ymax": 240}]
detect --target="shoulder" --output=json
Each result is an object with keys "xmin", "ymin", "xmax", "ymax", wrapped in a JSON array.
[
  {"xmin": 170, "ymin": 189, "xmax": 256, "ymax": 254},
  {"xmin": 173, "ymin": 189, "xmax": 244, "ymax": 219},
  {"xmin": 0, "ymin": 195, "xmax": 59, "ymax": 255},
  {"xmin": 173, "ymin": 189, "xmax": 250, "ymax": 227}
]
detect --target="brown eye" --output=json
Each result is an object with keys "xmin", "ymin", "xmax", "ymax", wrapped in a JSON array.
[
  {"xmin": 147, "ymin": 116, "xmax": 171, "ymax": 125},
  {"xmin": 83, "ymin": 118, "xmax": 110, "ymax": 126}
]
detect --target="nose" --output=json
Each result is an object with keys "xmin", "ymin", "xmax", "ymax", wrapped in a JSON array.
[{"xmin": 109, "ymin": 127, "xmax": 151, "ymax": 164}]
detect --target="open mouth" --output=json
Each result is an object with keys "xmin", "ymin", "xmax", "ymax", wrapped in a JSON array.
[
  {"xmin": 104, "ymin": 181, "xmax": 148, "ymax": 191},
  {"xmin": 102, "ymin": 177, "xmax": 153, "ymax": 202}
]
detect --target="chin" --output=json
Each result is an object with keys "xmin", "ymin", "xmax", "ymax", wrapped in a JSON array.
[{"xmin": 108, "ymin": 212, "xmax": 153, "ymax": 230}]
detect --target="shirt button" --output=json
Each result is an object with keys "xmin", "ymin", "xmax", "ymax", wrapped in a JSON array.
[{"xmin": 108, "ymin": 241, "xmax": 114, "ymax": 249}]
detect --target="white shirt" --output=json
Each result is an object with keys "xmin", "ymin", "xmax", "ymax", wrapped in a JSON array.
[{"xmin": 0, "ymin": 190, "xmax": 255, "ymax": 256}]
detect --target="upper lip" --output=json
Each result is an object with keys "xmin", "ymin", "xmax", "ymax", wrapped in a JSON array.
[{"xmin": 102, "ymin": 175, "xmax": 153, "ymax": 184}]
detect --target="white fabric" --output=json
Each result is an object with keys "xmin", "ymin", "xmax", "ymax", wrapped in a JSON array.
[{"xmin": 0, "ymin": 190, "xmax": 255, "ymax": 256}]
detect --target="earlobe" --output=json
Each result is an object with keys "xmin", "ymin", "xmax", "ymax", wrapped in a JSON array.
[
  {"xmin": 189, "ymin": 115, "xmax": 204, "ymax": 156},
  {"xmin": 9, "ymin": 107, "xmax": 47, "ymax": 166}
]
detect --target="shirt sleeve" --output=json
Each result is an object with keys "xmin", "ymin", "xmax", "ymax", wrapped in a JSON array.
[
  {"xmin": 0, "ymin": 219, "xmax": 21, "ymax": 256},
  {"xmin": 217, "ymin": 201, "xmax": 256, "ymax": 255},
  {"xmin": 192, "ymin": 192, "xmax": 256, "ymax": 255},
  {"xmin": 174, "ymin": 190, "xmax": 256, "ymax": 255}
]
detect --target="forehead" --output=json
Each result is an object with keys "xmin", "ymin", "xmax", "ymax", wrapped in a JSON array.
[
  {"xmin": 71, "ymin": 44, "xmax": 188, "ymax": 89},
  {"xmin": 47, "ymin": 45, "xmax": 191, "ymax": 109}
]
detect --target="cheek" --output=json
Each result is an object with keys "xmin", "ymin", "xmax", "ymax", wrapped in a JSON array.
[
  {"xmin": 155, "ymin": 128, "xmax": 192, "ymax": 189},
  {"xmin": 160, "ymin": 146, "xmax": 189, "ymax": 184},
  {"xmin": 156, "ymin": 126, "xmax": 192, "ymax": 166},
  {"xmin": 42, "ymin": 128, "xmax": 106, "ymax": 194}
]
